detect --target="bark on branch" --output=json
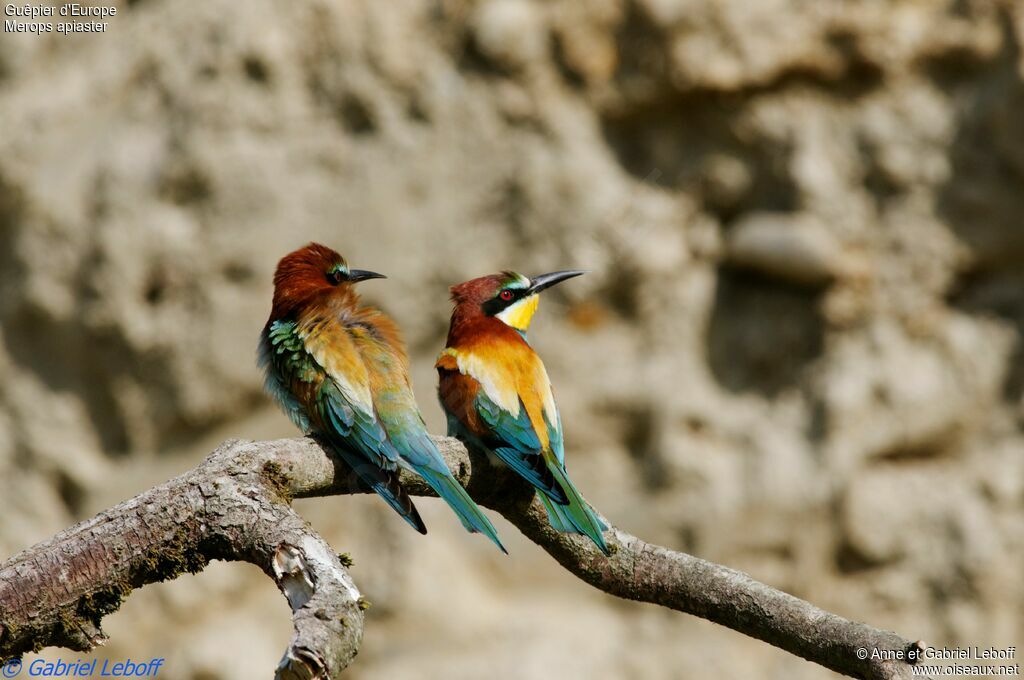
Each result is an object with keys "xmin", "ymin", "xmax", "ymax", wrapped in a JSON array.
[
  {"xmin": 1, "ymin": 436, "xmax": 924, "ymax": 680},
  {"xmin": 0, "ymin": 441, "xmax": 364, "ymax": 679}
]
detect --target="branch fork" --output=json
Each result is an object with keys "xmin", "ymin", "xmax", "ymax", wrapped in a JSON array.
[{"xmin": 0, "ymin": 436, "xmax": 923, "ymax": 679}]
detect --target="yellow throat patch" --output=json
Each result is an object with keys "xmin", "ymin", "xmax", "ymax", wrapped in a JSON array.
[{"xmin": 496, "ymin": 294, "xmax": 539, "ymax": 332}]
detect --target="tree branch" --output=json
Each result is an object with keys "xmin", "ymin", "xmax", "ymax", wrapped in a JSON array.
[
  {"xmin": 1, "ymin": 436, "xmax": 924, "ymax": 680},
  {"xmin": 0, "ymin": 440, "xmax": 364, "ymax": 678}
]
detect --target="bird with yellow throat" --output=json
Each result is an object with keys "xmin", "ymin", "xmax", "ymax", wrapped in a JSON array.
[{"xmin": 436, "ymin": 270, "xmax": 609, "ymax": 555}]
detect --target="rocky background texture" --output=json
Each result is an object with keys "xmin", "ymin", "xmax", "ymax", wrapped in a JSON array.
[{"xmin": 1, "ymin": 1, "xmax": 1022, "ymax": 678}]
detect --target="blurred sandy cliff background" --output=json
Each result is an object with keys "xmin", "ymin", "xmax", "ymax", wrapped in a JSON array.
[{"xmin": 1, "ymin": 0, "xmax": 1023, "ymax": 678}]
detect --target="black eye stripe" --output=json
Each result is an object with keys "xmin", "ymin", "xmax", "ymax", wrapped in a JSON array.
[
  {"xmin": 501, "ymin": 288, "xmax": 526, "ymax": 302},
  {"xmin": 482, "ymin": 287, "xmax": 527, "ymax": 316}
]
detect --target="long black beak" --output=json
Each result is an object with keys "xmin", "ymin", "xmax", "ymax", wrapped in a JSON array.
[
  {"xmin": 348, "ymin": 269, "xmax": 387, "ymax": 283},
  {"xmin": 528, "ymin": 270, "xmax": 585, "ymax": 294}
]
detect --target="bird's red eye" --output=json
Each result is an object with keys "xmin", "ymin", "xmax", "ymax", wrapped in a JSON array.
[{"xmin": 499, "ymin": 289, "xmax": 514, "ymax": 301}]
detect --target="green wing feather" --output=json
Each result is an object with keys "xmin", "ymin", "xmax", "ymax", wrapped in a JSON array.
[
  {"xmin": 474, "ymin": 392, "xmax": 568, "ymax": 504},
  {"xmin": 474, "ymin": 391, "xmax": 609, "ymax": 554},
  {"xmin": 260, "ymin": 319, "xmax": 425, "ymax": 533}
]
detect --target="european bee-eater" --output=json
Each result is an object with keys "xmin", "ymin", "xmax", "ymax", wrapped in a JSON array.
[
  {"xmin": 436, "ymin": 270, "xmax": 609, "ymax": 555},
  {"xmin": 259, "ymin": 243, "xmax": 505, "ymax": 552}
]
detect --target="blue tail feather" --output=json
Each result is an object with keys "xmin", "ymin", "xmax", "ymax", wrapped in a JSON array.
[
  {"xmin": 388, "ymin": 424, "xmax": 506, "ymax": 553},
  {"xmin": 543, "ymin": 465, "xmax": 609, "ymax": 555},
  {"xmin": 414, "ymin": 465, "xmax": 507, "ymax": 554}
]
